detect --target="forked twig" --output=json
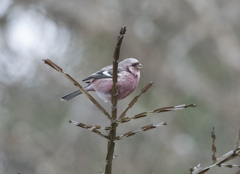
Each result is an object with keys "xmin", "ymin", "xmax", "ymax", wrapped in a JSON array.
[
  {"xmin": 43, "ymin": 59, "xmax": 111, "ymax": 120},
  {"xmin": 118, "ymin": 104, "xmax": 196, "ymax": 124},
  {"xmin": 190, "ymin": 128, "xmax": 240, "ymax": 174},
  {"xmin": 115, "ymin": 122, "xmax": 167, "ymax": 140}
]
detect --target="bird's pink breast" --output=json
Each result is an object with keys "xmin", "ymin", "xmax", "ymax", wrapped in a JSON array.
[
  {"xmin": 116, "ymin": 73, "xmax": 139, "ymax": 100},
  {"xmin": 90, "ymin": 72, "xmax": 139, "ymax": 102}
]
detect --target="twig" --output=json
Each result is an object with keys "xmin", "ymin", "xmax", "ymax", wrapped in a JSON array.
[
  {"xmin": 69, "ymin": 120, "xmax": 109, "ymax": 139},
  {"xmin": 190, "ymin": 164, "xmax": 209, "ymax": 174},
  {"xmin": 105, "ymin": 26, "xmax": 127, "ymax": 174},
  {"xmin": 119, "ymin": 81, "xmax": 153, "ymax": 119},
  {"xmin": 191, "ymin": 128, "xmax": 240, "ymax": 174},
  {"xmin": 118, "ymin": 104, "xmax": 196, "ymax": 124},
  {"xmin": 43, "ymin": 59, "xmax": 111, "ymax": 120},
  {"xmin": 115, "ymin": 122, "xmax": 166, "ymax": 140},
  {"xmin": 211, "ymin": 127, "xmax": 216, "ymax": 163},
  {"xmin": 236, "ymin": 127, "xmax": 240, "ymax": 149},
  {"xmin": 219, "ymin": 164, "xmax": 240, "ymax": 168},
  {"xmin": 69, "ymin": 120, "xmax": 111, "ymax": 130},
  {"xmin": 192, "ymin": 148, "xmax": 240, "ymax": 174}
]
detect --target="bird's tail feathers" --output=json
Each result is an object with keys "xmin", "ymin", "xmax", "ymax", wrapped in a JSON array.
[{"xmin": 61, "ymin": 90, "xmax": 82, "ymax": 101}]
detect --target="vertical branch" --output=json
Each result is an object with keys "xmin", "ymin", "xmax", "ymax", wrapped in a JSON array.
[
  {"xmin": 236, "ymin": 127, "xmax": 240, "ymax": 148},
  {"xmin": 105, "ymin": 26, "xmax": 127, "ymax": 174},
  {"xmin": 211, "ymin": 127, "xmax": 216, "ymax": 163},
  {"xmin": 111, "ymin": 26, "xmax": 127, "ymax": 120}
]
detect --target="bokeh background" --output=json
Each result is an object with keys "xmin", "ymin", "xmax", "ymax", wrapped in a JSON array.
[{"xmin": 1, "ymin": 0, "xmax": 240, "ymax": 173}]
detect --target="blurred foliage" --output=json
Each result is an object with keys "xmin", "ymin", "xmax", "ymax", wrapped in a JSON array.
[{"xmin": 0, "ymin": 0, "xmax": 240, "ymax": 173}]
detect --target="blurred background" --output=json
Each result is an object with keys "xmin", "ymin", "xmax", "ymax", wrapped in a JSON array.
[{"xmin": 1, "ymin": 0, "xmax": 240, "ymax": 173}]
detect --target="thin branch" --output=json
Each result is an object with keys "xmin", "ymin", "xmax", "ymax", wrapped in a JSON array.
[
  {"xmin": 192, "ymin": 147, "xmax": 240, "ymax": 174},
  {"xmin": 69, "ymin": 120, "xmax": 109, "ymax": 139},
  {"xmin": 115, "ymin": 122, "xmax": 166, "ymax": 140},
  {"xmin": 211, "ymin": 127, "xmax": 216, "ymax": 163},
  {"xmin": 43, "ymin": 59, "xmax": 111, "ymax": 120},
  {"xmin": 236, "ymin": 127, "xmax": 240, "ymax": 149},
  {"xmin": 69, "ymin": 120, "xmax": 111, "ymax": 130},
  {"xmin": 119, "ymin": 81, "xmax": 153, "ymax": 119},
  {"xmin": 219, "ymin": 164, "xmax": 240, "ymax": 168},
  {"xmin": 118, "ymin": 104, "xmax": 196, "ymax": 124},
  {"xmin": 191, "ymin": 128, "xmax": 240, "ymax": 174},
  {"xmin": 190, "ymin": 164, "xmax": 209, "ymax": 174}
]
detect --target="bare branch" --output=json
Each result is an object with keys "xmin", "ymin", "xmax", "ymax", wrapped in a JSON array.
[
  {"xmin": 211, "ymin": 127, "xmax": 216, "ymax": 163},
  {"xmin": 192, "ymin": 148, "xmax": 240, "ymax": 174},
  {"xmin": 115, "ymin": 122, "xmax": 166, "ymax": 140},
  {"xmin": 111, "ymin": 26, "xmax": 127, "ymax": 120},
  {"xmin": 191, "ymin": 128, "xmax": 240, "ymax": 174},
  {"xmin": 106, "ymin": 26, "xmax": 127, "ymax": 174},
  {"xmin": 43, "ymin": 59, "xmax": 111, "ymax": 120},
  {"xmin": 118, "ymin": 104, "xmax": 196, "ymax": 124},
  {"xmin": 69, "ymin": 120, "xmax": 111, "ymax": 130},
  {"xmin": 190, "ymin": 164, "xmax": 209, "ymax": 174},
  {"xmin": 236, "ymin": 127, "xmax": 240, "ymax": 149},
  {"xmin": 69, "ymin": 120, "xmax": 109, "ymax": 139},
  {"xmin": 219, "ymin": 164, "xmax": 240, "ymax": 168}
]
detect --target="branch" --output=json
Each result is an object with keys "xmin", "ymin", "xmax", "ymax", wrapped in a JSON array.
[
  {"xmin": 236, "ymin": 127, "xmax": 240, "ymax": 149},
  {"xmin": 105, "ymin": 26, "xmax": 127, "ymax": 174},
  {"xmin": 111, "ymin": 26, "xmax": 127, "ymax": 120},
  {"xmin": 69, "ymin": 120, "xmax": 109, "ymax": 139},
  {"xmin": 118, "ymin": 104, "xmax": 196, "ymax": 124},
  {"xmin": 43, "ymin": 59, "xmax": 111, "ymax": 120},
  {"xmin": 115, "ymin": 122, "xmax": 166, "ymax": 140},
  {"xmin": 190, "ymin": 128, "xmax": 240, "ymax": 174},
  {"xmin": 211, "ymin": 127, "xmax": 216, "ymax": 163},
  {"xmin": 191, "ymin": 147, "xmax": 240, "ymax": 174},
  {"xmin": 219, "ymin": 164, "xmax": 240, "ymax": 168},
  {"xmin": 119, "ymin": 81, "xmax": 153, "ymax": 119}
]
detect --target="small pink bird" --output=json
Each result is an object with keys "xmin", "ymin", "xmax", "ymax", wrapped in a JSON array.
[{"xmin": 61, "ymin": 58, "xmax": 142, "ymax": 102}]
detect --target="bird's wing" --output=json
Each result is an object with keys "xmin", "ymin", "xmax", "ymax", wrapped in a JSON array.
[{"xmin": 82, "ymin": 69, "xmax": 123, "ymax": 83}]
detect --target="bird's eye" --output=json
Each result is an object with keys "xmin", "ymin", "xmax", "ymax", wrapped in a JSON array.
[{"xmin": 132, "ymin": 63, "xmax": 137, "ymax": 67}]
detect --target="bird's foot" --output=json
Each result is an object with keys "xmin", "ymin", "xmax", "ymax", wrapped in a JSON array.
[
  {"xmin": 112, "ymin": 89, "xmax": 119, "ymax": 96},
  {"xmin": 111, "ymin": 105, "xmax": 118, "ymax": 111}
]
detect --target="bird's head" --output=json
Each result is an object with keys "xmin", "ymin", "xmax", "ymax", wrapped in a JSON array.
[{"xmin": 119, "ymin": 58, "xmax": 142, "ymax": 77}]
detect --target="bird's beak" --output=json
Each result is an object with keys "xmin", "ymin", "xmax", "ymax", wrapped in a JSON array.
[{"xmin": 138, "ymin": 63, "xmax": 143, "ymax": 69}]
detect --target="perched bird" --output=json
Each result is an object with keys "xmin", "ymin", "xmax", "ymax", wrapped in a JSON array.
[{"xmin": 61, "ymin": 58, "xmax": 142, "ymax": 102}]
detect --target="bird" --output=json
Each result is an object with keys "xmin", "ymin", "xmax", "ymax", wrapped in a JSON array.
[{"xmin": 61, "ymin": 58, "xmax": 142, "ymax": 102}]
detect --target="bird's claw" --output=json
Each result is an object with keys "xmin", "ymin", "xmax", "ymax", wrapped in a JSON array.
[
  {"xmin": 111, "ymin": 105, "xmax": 117, "ymax": 111},
  {"xmin": 112, "ymin": 89, "xmax": 119, "ymax": 97}
]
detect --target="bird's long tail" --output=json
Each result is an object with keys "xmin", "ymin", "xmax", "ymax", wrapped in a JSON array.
[{"xmin": 61, "ymin": 90, "xmax": 82, "ymax": 101}]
